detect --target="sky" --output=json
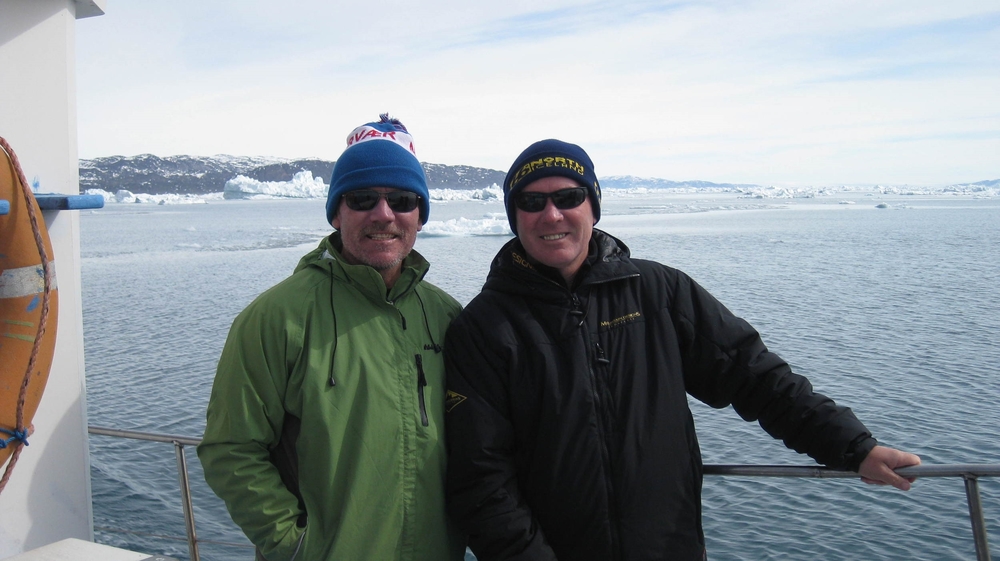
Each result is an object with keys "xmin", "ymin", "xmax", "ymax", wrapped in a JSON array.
[{"xmin": 75, "ymin": 0, "xmax": 1000, "ymax": 186}]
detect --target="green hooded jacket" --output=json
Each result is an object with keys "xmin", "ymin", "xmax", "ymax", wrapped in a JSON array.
[{"xmin": 198, "ymin": 233, "xmax": 465, "ymax": 561}]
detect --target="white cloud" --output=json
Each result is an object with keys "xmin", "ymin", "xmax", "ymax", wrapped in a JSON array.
[{"xmin": 76, "ymin": 0, "xmax": 1000, "ymax": 185}]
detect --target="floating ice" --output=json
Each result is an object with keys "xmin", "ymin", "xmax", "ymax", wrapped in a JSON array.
[
  {"xmin": 224, "ymin": 171, "xmax": 327, "ymax": 199},
  {"xmin": 429, "ymin": 185, "xmax": 503, "ymax": 202},
  {"xmin": 738, "ymin": 186, "xmax": 819, "ymax": 199},
  {"xmin": 83, "ymin": 188, "xmax": 217, "ymax": 205},
  {"xmin": 421, "ymin": 214, "xmax": 511, "ymax": 237},
  {"xmin": 83, "ymin": 175, "xmax": 999, "ymax": 205}
]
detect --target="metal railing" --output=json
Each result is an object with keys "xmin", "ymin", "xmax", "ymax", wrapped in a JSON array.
[
  {"xmin": 704, "ymin": 464, "xmax": 1000, "ymax": 561},
  {"xmin": 88, "ymin": 426, "xmax": 1000, "ymax": 561},
  {"xmin": 89, "ymin": 426, "xmax": 207, "ymax": 561}
]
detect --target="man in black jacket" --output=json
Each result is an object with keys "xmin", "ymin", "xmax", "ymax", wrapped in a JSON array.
[{"xmin": 443, "ymin": 139, "xmax": 921, "ymax": 561}]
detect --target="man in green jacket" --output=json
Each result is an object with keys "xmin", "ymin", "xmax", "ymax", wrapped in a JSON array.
[{"xmin": 198, "ymin": 114, "xmax": 466, "ymax": 561}]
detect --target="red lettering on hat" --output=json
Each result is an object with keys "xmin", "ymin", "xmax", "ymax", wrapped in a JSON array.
[{"xmin": 344, "ymin": 124, "xmax": 418, "ymax": 156}]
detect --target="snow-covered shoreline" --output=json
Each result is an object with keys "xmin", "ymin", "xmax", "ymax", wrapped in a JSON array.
[{"xmin": 83, "ymin": 176, "xmax": 999, "ymax": 206}]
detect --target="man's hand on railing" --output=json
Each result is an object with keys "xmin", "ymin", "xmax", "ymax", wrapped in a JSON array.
[{"xmin": 859, "ymin": 445, "xmax": 922, "ymax": 491}]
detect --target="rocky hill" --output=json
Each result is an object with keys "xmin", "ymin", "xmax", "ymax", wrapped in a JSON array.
[
  {"xmin": 79, "ymin": 154, "xmax": 507, "ymax": 195},
  {"xmin": 79, "ymin": 154, "xmax": 997, "ymax": 196}
]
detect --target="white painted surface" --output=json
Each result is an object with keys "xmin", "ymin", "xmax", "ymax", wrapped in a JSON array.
[
  {"xmin": 5, "ymin": 539, "xmax": 151, "ymax": 561},
  {"xmin": 0, "ymin": 0, "xmax": 105, "ymax": 557}
]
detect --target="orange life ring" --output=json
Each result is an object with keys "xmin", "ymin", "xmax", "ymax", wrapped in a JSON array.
[{"xmin": 0, "ymin": 138, "xmax": 58, "ymax": 471}]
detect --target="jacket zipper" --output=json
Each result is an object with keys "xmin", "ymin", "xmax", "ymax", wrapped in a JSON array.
[
  {"xmin": 574, "ymin": 294, "xmax": 622, "ymax": 561},
  {"xmin": 414, "ymin": 354, "xmax": 429, "ymax": 427}
]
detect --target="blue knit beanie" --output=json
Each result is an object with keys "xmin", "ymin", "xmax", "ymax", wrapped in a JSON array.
[
  {"xmin": 326, "ymin": 114, "xmax": 430, "ymax": 225},
  {"xmin": 503, "ymin": 139, "xmax": 601, "ymax": 233}
]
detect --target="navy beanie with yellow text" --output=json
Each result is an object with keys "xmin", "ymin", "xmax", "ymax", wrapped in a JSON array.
[{"xmin": 503, "ymin": 139, "xmax": 601, "ymax": 233}]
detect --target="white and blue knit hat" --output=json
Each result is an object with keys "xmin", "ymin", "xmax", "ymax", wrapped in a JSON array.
[{"xmin": 326, "ymin": 114, "xmax": 430, "ymax": 225}]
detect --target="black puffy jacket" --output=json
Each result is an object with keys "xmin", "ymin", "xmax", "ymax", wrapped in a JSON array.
[{"xmin": 444, "ymin": 230, "xmax": 876, "ymax": 561}]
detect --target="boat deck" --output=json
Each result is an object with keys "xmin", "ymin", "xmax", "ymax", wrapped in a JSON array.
[{"xmin": 8, "ymin": 538, "xmax": 175, "ymax": 561}]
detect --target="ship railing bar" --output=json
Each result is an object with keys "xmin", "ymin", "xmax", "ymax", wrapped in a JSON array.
[
  {"xmin": 88, "ymin": 427, "xmax": 203, "ymax": 560},
  {"xmin": 89, "ymin": 425, "xmax": 200, "ymax": 447},
  {"xmin": 705, "ymin": 464, "xmax": 996, "ymax": 561},
  {"xmin": 704, "ymin": 464, "xmax": 1000, "ymax": 477},
  {"xmin": 88, "ymin": 427, "xmax": 998, "ymax": 561}
]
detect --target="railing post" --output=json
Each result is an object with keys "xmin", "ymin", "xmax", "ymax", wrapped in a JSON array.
[
  {"xmin": 963, "ymin": 474, "xmax": 992, "ymax": 561},
  {"xmin": 174, "ymin": 441, "xmax": 201, "ymax": 561}
]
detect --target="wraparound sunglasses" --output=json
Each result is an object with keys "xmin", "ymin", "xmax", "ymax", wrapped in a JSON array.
[
  {"xmin": 514, "ymin": 187, "xmax": 588, "ymax": 213},
  {"xmin": 343, "ymin": 190, "xmax": 421, "ymax": 213}
]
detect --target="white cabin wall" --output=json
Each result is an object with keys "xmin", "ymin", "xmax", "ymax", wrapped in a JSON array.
[{"xmin": 0, "ymin": 0, "xmax": 105, "ymax": 557}]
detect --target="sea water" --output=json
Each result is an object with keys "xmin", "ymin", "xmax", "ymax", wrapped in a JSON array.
[{"xmin": 80, "ymin": 191, "xmax": 1000, "ymax": 560}]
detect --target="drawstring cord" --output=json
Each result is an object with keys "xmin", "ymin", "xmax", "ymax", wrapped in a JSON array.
[
  {"xmin": 325, "ymin": 265, "xmax": 441, "ymax": 388},
  {"xmin": 415, "ymin": 290, "xmax": 442, "ymax": 353},
  {"xmin": 328, "ymin": 279, "xmax": 338, "ymax": 387}
]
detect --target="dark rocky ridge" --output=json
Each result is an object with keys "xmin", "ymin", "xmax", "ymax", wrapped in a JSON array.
[
  {"xmin": 80, "ymin": 154, "xmax": 507, "ymax": 195},
  {"xmin": 79, "ymin": 154, "xmax": 996, "ymax": 195}
]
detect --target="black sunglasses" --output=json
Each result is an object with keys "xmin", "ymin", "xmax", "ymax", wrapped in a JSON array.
[
  {"xmin": 514, "ymin": 187, "xmax": 588, "ymax": 213},
  {"xmin": 343, "ymin": 190, "xmax": 421, "ymax": 213}
]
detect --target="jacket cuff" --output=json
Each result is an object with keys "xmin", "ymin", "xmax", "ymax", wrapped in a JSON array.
[{"xmin": 842, "ymin": 435, "xmax": 878, "ymax": 472}]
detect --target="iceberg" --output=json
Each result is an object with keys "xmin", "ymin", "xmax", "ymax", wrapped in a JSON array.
[{"xmin": 224, "ymin": 170, "xmax": 328, "ymax": 199}]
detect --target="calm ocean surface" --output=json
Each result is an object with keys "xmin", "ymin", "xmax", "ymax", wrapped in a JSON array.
[{"xmin": 80, "ymin": 191, "xmax": 1000, "ymax": 560}]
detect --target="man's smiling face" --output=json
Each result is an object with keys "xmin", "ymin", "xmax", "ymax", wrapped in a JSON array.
[
  {"xmin": 515, "ymin": 176, "xmax": 595, "ymax": 283},
  {"xmin": 333, "ymin": 187, "xmax": 422, "ymax": 285}
]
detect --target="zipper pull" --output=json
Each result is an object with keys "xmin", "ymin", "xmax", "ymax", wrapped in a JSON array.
[
  {"xmin": 570, "ymin": 295, "xmax": 585, "ymax": 327},
  {"xmin": 595, "ymin": 343, "xmax": 610, "ymax": 365},
  {"xmin": 415, "ymin": 354, "xmax": 429, "ymax": 427},
  {"xmin": 388, "ymin": 298, "xmax": 407, "ymax": 330},
  {"xmin": 416, "ymin": 355, "xmax": 428, "ymax": 386}
]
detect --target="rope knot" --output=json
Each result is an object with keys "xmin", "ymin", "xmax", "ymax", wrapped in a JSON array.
[{"xmin": 0, "ymin": 427, "xmax": 30, "ymax": 449}]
